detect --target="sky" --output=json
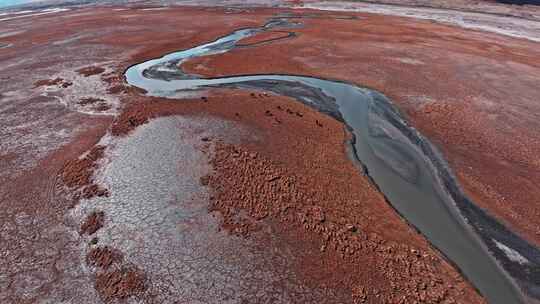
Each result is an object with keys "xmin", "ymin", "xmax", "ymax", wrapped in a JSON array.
[{"xmin": 0, "ymin": 0, "xmax": 39, "ymax": 8}]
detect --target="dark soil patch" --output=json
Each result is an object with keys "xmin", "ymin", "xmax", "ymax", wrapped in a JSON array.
[
  {"xmin": 79, "ymin": 97, "xmax": 106, "ymax": 106},
  {"xmin": 33, "ymin": 77, "xmax": 72, "ymax": 88},
  {"xmin": 77, "ymin": 66, "xmax": 106, "ymax": 77}
]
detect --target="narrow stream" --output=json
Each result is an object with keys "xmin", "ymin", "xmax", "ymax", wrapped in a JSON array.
[{"xmin": 124, "ymin": 18, "xmax": 539, "ymax": 304}]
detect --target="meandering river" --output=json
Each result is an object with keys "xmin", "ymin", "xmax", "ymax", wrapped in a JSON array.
[{"xmin": 125, "ymin": 18, "xmax": 537, "ymax": 304}]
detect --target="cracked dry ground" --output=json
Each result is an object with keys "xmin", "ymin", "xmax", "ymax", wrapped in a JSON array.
[{"xmin": 5, "ymin": 4, "xmax": 539, "ymax": 304}]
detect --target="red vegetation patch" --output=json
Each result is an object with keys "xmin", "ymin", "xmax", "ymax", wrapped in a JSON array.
[
  {"xmin": 95, "ymin": 267, "xmax": 146, "ymax": 301},
  {"xmin": 82, "ymin": 184, "xmax": 109, "ymax": 199},
  {"xmin": 34, "ymin": 77, "xmax": 68, "ymax": 88},
  {"xmin": 78, "ymin": 97, "xmax": 112, "ymax": 112},
  {"xmin": 102, "ymin": 72, "xmax": 147, "ymax": 96},
  {"xmin": 87, "ymin": 246, "xmax": 123, "ymax": 269},
  {"xmin": 77, "ymin": 66, "xmax": 106, "ymax": 77},
  {"xmin": 107, "ymin": 84, "xmax": 128, "ymax": 95},
  {"xmin": 61, "ymin": 145, "xmax": 109, "ymax": 200},
  {"xmin": 110, "ymin": 103, "xmax": 150, "ymax": 136},
  {"xmin": 205, "ymin": 142, "xmax": 479, "ymax": 303},
  {"xmin": 62, "ymin": 145, "xmax": 104, "ymax": 188},
  {"xmin": 80, "ymin": 211, "xmax": 105, "ymax": 235}
]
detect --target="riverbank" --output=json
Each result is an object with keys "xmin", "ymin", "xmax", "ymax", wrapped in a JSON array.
[
  {"xmin": 181, "ymin": 8, "xmax": 540, "ymax": 300},
  {"xmin": 182, "ymin": 4, "xmax": 540, "ymax": 257}
]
